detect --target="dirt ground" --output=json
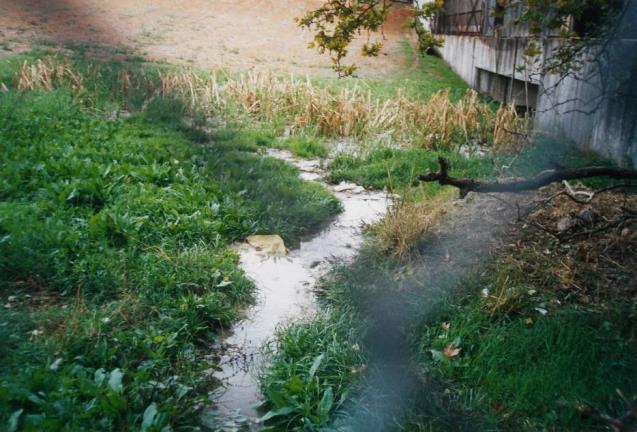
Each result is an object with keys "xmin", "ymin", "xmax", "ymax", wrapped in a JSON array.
[{"xmin": 0, "ymin": 0, "xmax": 415, "ymax": 76}]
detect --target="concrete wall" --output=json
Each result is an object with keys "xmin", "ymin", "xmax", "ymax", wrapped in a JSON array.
[
  {"xmin": 432, "ymin": 34, "xmax": 541, "ymax": 106},
  {"xmin": 536, "ymin": 38, "xmax": 637, "ymax": 166},
  {"xmin": 414, "ymin": 0, "xmax": 637, "ymax": 167}
]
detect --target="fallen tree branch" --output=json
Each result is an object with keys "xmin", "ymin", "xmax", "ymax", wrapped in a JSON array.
[{"xmin": 419, "ymin": 157, "xmax": 637, "ymax": 198}]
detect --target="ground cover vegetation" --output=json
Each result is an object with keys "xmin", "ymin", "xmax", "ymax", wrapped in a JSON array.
[
  {"xmin": 0, "ymin": 52, "xmax": 342, "ymax": 431},
  {"xmin": 266, "ymin": 183, "xmax": 637, "ymax": 431},
  {"xmin": 413, "ymin": 181, "xmax": 637, "ymax": 430},
  {"xmin": 259, "ymin": 137, "xmax": 637, "ymax": 431},
  {"xmin": 258, "ymin": 1, "xmax": 637, "ymax": 427},
  {"xmin": 3, "ymin": 40, "xmax": 628, "ymax": 431},
  {"xmin": 0, "ymin": 46, "xmax": 525, "ymax": 430}
]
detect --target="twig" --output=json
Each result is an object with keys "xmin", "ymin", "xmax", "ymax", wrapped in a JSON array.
[
  {"xmin": 562, "ymin": 180, "xmax": 594, "ymax": 203},
  {"xmin": 561, "ymin": 214, "xmax": 636, "ymax": 242}
]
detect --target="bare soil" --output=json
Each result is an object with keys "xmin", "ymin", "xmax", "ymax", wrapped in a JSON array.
[{"xmin": 0, "ymin": 0, "xmax": 415, "ymax": 76}]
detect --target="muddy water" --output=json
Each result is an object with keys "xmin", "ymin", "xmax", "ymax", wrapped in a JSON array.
[{"xmin": 211, "ymin": 149, "xmax": 390, "ymax": 428}]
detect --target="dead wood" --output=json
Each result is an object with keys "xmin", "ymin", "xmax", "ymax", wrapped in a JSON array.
[{"xmin": 419, "ymin": 157, "xmax": 637, "ymax": 198}]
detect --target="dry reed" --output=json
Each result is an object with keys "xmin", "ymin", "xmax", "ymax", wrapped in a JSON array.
[
  {"xmin": 158, "ymin": 71, "xmax": 527, "ymax": 150},
  {"xmin": 14, "ymin": 58, "xmax": 527, "ymax": 151},
  {"xmin": 378, "ymin": 192, "xmax": 452, "ymax": 259},
  {"xmin": 15, "ymin": 58, "xmax": 84, "ymax": 93},
  {"xmin": 493, "ymin": 104, "xmax": 530, "ymax": 154}
]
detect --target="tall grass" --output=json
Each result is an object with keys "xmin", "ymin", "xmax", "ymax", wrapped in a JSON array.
[
  {"xmin": 13, "ymin": 56, "xmax": 528, "ymax": 151},
  {"xmin": 377, "ymin": 190, "xmax": 453, "ymax": 259},
  {"xmin": 15, "ymin": 57, "xmax": 84, "ymax": 92},
  {"xmin": 158, "ymin": 70, "xmax": 528, "ymax": 149}
]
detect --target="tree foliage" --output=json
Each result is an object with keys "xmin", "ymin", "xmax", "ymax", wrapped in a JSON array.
[
  {"xmin": 297, "ymin": 0, "xmax": 442, "ymax": 76},
  {"xmin": 297, "ymin": 0, "xmax": 390, "ymax": 76}
]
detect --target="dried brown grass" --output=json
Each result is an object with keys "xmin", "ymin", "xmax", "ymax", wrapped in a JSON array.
[
  {"xmin": 15, "ymin": 58, "xmax": 84, "ymax": 93},
  {"xmin": 13, "ymin": 58, "xmax": 528, "ymax": 151},
  {"xmin": 493, "ymin": 103, "xmax": 530, "ymax": 153},
  {"xmin": 378, "ymin": 191, "xmax": 453, "ymax": 259},
  {"xmin": 154, "ymin": 70, "xmax": 527, "ymax": 150}
]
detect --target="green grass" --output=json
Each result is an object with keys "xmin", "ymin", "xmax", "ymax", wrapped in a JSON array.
[
  {"xmin": 313, "ymin": 39, "xmax": 469, "ymax": 103},
  {"xmin": 0, "ymin": 55, "xmax": 340, "ymax": 430},
  {"xmin": 4, "ymin": 47, "xmax": 631, "ymax": 432},
  {"xmin": 259, "ymin": 309, "xmax": 367, "ymax": 431},
  {"xmin": 205, "ymin": 134, "xmax": 340, "ymax": 245},
  {"xmin": 418, "ymin": 297, "xmax": 637, "ymax": 430},
  {"xmin": 260, "ymin": 172, "xmax": 637, "ymax": 431},
  {"xmin": 276, "ymin": 135, "xmax": 329, "ymax": 159},
  {"xmin": 328, "ymin": 146, "xmax": 498, "ymax": 191},
  {"xmin": 327, "ymin": 135, "xmax": 633, "ymax": 193}
]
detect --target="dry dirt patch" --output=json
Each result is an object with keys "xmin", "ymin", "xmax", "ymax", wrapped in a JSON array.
[{"xmin": 0, "ymin": 0, "xmax": 415, "ymax": 76}]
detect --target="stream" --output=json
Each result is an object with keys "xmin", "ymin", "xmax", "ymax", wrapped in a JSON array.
[{"xmin": 209, "ymin": 149, "xmax": 391, "ymax": 429}]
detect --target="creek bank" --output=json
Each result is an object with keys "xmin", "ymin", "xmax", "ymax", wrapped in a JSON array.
[{"xmin": 209, "ymin": 149, "xmax": 391, "ymax": 428}]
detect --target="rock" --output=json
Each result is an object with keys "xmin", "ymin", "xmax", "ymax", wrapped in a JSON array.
[
  {"xmin": 333, "ymin": 182, "xmax": 365, "ymax": 194},
  {"xmin": 246, "ymin": 235, "xmax": 287, "ymax": 256},
  {"xmin": 557, "ymin": 216, "xmax": 576, "ymax": 233}
]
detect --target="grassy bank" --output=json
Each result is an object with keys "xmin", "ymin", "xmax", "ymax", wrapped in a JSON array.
[
  {"xmin": 259, "ymin": 138, "xmax": 637, "ymax": 430},
  {"xmin": 414, "ymin": 190, "xmax": 637, "ymax": 430},
  {"xmin": 0, "ymin": 46, "xmax": 573, "ymax": 431},
  {"xmin": 261, "ymin": 201, "xmax": 637, "ymax": 431},
  {"xmin": 0, "ymin": 54, "xmax": 340, "ymax": 430}
]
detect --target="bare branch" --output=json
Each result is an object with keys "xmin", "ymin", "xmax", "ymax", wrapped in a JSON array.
[{"xmin": 419, "ymin": 157, "xmax": 637, "ymax": 198}]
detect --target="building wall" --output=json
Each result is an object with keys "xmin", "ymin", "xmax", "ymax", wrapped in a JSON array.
[
  {"xmin": 415, "ymin": 0, "xmax": 637, "ymax": 167},
  {"xmin": 536, "ymin": 38, "xmax": 637, "ymax": 166}
]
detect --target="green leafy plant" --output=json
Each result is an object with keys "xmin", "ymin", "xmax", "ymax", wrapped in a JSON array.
[
  {"xmin": 260, "ymin": 310, "xmax": 367, "ymax": 430},
  {"xmin": 0, "ymin": 54, "xmax": 342, "ymax": 431}
]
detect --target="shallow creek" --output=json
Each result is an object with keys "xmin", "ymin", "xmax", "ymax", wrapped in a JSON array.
[{"xmin": 211, "ymin": 149, "xmax": 391, "ymax": 428}]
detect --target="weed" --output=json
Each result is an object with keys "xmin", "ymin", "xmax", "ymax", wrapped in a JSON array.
[
  {"xmin": 278, "ymin": 135, "xmax": 329, "ymax": 159},
  {"xmin": 376, "ymin": 189, "xmax": 453, "ymax": 259},
  {"xmin": 0, "ymin": 59, "xmax": 340, "ymax": 430},
  {"xmin": 259, "ymin": 309, "xmax": 367, "ymax": 430}
]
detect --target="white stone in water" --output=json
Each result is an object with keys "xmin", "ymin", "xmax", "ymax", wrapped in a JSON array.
[
  {"xmin": 246, "ymin": 235, "xmax": 287, "ymax": 256},
  {"xmin": 333, "ymin": 182, "xmax": 365, "ymax": 194}
]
